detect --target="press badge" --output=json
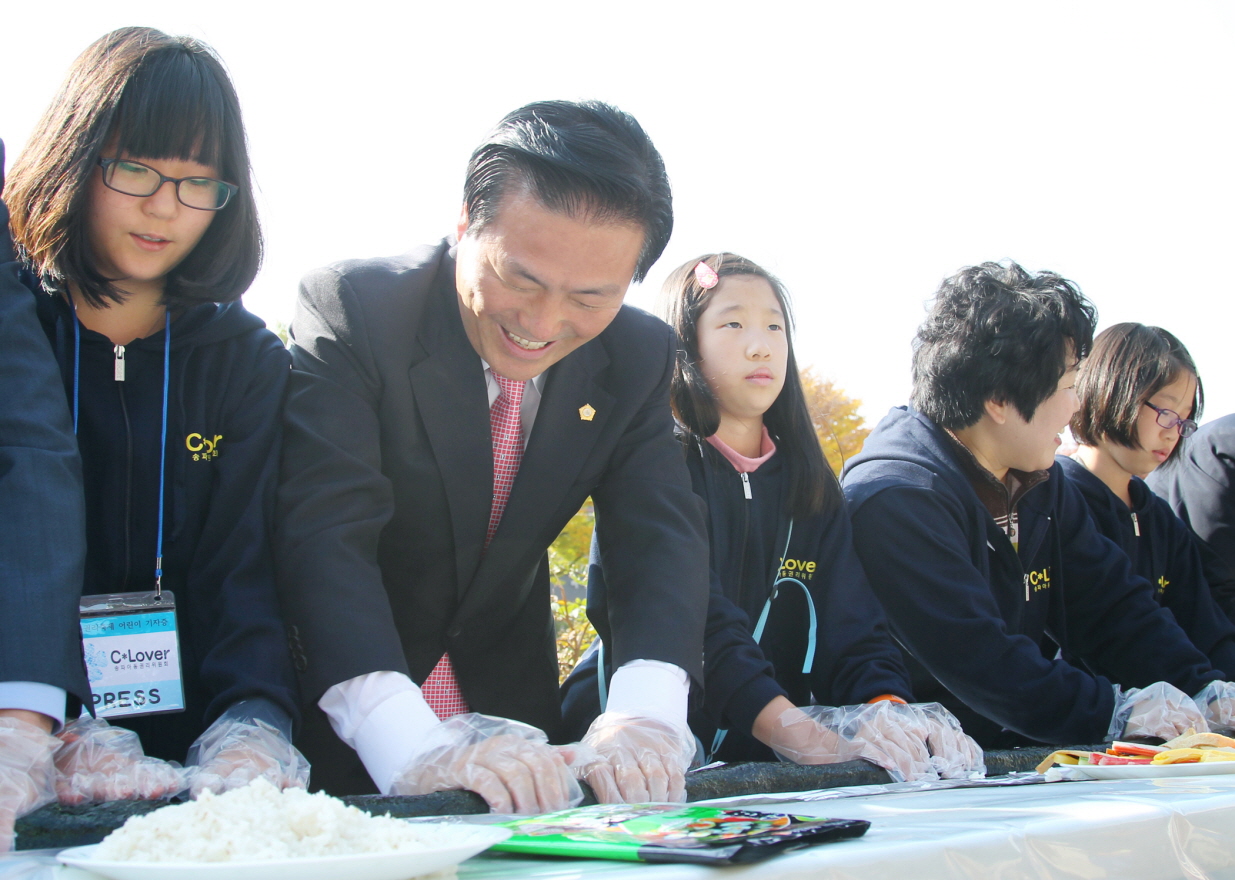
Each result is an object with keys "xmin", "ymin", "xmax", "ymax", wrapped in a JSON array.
[{"xmin": 79, "ymin": 592, "xmax": 185, "ymax": 719}]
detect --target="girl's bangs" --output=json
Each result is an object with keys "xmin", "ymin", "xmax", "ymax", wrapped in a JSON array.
[{"xmin": 108, "ymin": 50, "xmax": 231, "ymax": 173}]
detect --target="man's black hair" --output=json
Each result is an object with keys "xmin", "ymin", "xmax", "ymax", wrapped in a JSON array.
[
  {"xmin": 911, "ymin": 261, "xmax": 1097, "ymax": 429},
  {"xmin": 462, "ymin": 100, "xmax": 672, "ymax": 281}
]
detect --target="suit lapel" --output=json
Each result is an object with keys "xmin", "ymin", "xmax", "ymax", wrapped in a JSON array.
[
  {"xmin": 408, "ymin": 274, "xmax": 492, "ymax": 595},
  {"xmin": 457, "ymin": 340, "xmax": 616, "ymax": 621}
]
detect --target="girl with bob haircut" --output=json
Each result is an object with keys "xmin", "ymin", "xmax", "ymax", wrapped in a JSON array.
[
  {"xmin": 3, "ymin": 27, "xmax": 304, "ymax": 808},
  {"xmin": 562, "ymin": 253, "xmax": 983, "ymax": 781},
  {"xmin": 1062, "ymin": 323, "xmax": 1235, "ymax": 674}
]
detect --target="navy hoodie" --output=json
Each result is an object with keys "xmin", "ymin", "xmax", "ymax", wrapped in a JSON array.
[
  {"xmin": 30, "ymin": 281, "xmax": 298, "ymax": 762},
  {"xmin": 1147, "ymin": 415, "xmax": 1235, "ymax": 622},
  {"xmin": 842, "ymin": 407, "xmax": 1220, "ymax": 747},
  {"xmin": 1057, "ymin": 455, "xmax": 1235, "ymax": 675},
  {"xmin": 562, "ymin": 435, "xmax": 912, "ymax": 762}
]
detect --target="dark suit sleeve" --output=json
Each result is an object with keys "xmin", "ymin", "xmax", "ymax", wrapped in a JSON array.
[
  {"xmin": 0, "ymin": 192, "xmax": 89, "ymax": 706},
  {"xmin": 590, "ymin": 326, "xmax": 710, "ymax": 686},
  {"xmin": 276, "ymin": 268, "xmax": 410, "ymax": 704}
]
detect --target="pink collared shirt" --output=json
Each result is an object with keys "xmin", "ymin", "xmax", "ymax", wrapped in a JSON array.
[{"xmin": 706, "ymin": 426, "xmax": 777, "ymax": 473}]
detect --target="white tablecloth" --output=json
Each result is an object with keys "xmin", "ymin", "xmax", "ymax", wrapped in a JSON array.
[
  {"xmin": 460, "ymin": 776, "xmax": 1235, "ymax": 880},
  {"xmin": 5, "ymin": 776, "xmax": 1235, "ymax": 880}
]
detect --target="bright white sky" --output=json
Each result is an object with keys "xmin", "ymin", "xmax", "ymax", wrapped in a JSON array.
[{"xmin": 3, "ymin": 1, "xmax": 1232, "ymax": 426}]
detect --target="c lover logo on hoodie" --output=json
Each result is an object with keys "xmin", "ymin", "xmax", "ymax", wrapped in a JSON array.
[
  {"xmin": 185, "ymin": 433, "xmax": 223, "ymax": 462},
  {"xmin": 779, "ymin": 557, "xmax": 817, "ymax": 580},
  {"xmin": 1023, "ymin": 566, "xmax": 1051, "ymax": 599}
]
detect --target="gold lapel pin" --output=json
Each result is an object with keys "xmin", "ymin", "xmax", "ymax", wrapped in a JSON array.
[{"xmin": 579, "ymin": 404, "xmax": 596, "ymax": 422}]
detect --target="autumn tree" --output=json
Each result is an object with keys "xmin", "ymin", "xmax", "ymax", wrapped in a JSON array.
[
  {"xmin": 800, "ymin": 368, "xmax": 870, "ymax": 475},
  {"xmin": 549, "ymin": 499, "xmax": 598, "ymax": 682}
]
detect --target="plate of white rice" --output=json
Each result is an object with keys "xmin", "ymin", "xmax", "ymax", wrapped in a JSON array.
[{"xmin": 56, "ymin": 779, "xmax": 511, "ymax": 880}]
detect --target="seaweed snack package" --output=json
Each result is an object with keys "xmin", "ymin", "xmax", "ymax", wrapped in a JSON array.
[{"xmin": 494, "ymin": 804, "xmax": 869, "ymax": 865}]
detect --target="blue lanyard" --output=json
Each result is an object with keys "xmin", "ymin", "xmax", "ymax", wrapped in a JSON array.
[{"xmin": 72, "ymin": 308, "xmax": 172, "ymax": 597}]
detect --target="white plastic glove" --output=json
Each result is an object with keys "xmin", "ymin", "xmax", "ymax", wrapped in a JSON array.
[
  {"xmin": 911, "ymin": 702, "xmax": 986, "ymax": 779},
  {"xmin": 187, "ymin": 714, "xmax": 309, "ymax": 798},
  {"xmin": 0, "ymin": 717, "xmax": 59, "ymax": 852},
  {"xmin": 768, "ymin": 701, "xmax": 937, "ymax": 782},
  {"xmin": 54, "ymin": 717, "xmax": 187, "ymax": 805},
  {"xmin": 571, "ymin": 712, "xmax": 697, "ymax": 803},
  {"xmin": 389, "ymin": 713, "xmax": 581, "ymax": 814},
  {"xmin": 1192, "ymin": 680, "xmax": 1235, "ymax": 729},
  {"xmin": 1109, "ymin": 681, "xmax": 1210, "ymax": 741}
]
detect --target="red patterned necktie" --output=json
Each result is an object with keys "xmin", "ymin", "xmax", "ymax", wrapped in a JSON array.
[{"xmin": 422, "ymin": 372, "xmax": 525, "ymax": 720}]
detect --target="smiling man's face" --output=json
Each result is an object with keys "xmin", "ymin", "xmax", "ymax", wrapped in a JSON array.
[{"xmin": 454, "ymin": 190, "xmax": 645, "ymax": 382}]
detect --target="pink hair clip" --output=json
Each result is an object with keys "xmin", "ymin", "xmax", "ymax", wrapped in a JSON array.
[{"xmin": 694, "ymin": 261, "xmax": 719, "ymax": 290}]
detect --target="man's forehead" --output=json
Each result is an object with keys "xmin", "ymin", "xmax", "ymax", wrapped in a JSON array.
[{"xmin": 473, "ymin": 192, "xmax": 643, "ymax": 291}]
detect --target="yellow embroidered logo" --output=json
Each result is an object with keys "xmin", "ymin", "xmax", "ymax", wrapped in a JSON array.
[
  {"xmin": 185, "ymin": 433, "xmax": 223, "ymax": 462},
  {"xmin": 1157, "ymin": 575, "xmax": 1169, "ymax": 597},
  {"xmin": 779, "ymin": 557, "xmax": 817, "ymax": 580},
  {"xmin": 1024, "ymin": 566, "xmax": 1051, "ymax": 594}
]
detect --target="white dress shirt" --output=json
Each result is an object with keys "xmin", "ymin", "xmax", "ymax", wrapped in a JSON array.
[
  {"xmin": 0, "ymin": 682, "xmax": 66, "ymax": 729},
  {"xmin": 319, "ymin": 365, "xmax": 688, "ymax": 794}
]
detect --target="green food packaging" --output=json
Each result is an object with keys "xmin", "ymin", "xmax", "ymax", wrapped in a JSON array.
[{"xmin": 494, "ymin": 804, "xmax": 869, "ymax": 865}]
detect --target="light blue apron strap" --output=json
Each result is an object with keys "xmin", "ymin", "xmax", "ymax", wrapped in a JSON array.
[
  {"xmin": 597, "ymin": 638, "xmax": 608, "ymax": 713},
  {"xmin": 710, "ymin": 519, "xmax": 797, "ymax": 763},
  {"xmin": 771, "ymin": 577, "xmax": 818, "ymax": 673}
]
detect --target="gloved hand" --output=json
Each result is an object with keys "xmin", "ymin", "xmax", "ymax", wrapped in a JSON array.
[
  {"xmin": 767, "ymin": 701, "xmax": 937, "ymax": 782},
  {"xmin": 911, "ymin": 702, "xmax": 986, "ymax": 779},
  {"xmin": 570, "ymin": 713, "xmax": 697, "ymax": 803},
  {"xmin": 54, "ymin": 717, "xmax": 187, "ymax": 805},
  {"xmin": 1110, "ymin": 681, "xmax": 1210, "ymax": 741},
  {"xmin": 1192, "ymin": 680, "xmax": 1235, "ymax": 729},
  {"xmin": 0, "ymin": 716, "xmax": 60, "ymax": 852},
  {"xmin": 389, "ymin": 713, "xmax": 580, "ymax": 814},
  {"xmin": 187, "ymin": 714, "xmax": 309, "ymax": 798}
]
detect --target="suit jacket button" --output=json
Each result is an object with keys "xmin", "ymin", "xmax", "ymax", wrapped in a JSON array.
[{"xmin": 447, "ymin": 626, "xmax": 462, "ymax": 639}]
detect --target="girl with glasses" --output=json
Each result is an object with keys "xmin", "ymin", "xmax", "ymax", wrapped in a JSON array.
[
  {"xmin": 1062, "ymin": 322, "xmax": 1235, "ymax": 674},
  {"xmin": 562, "ymin": 253, "xmax": 983, "ymax": 781},
  {"xmin": 2, "ymin": 27, "xmax": 304, "ymax": 810}
]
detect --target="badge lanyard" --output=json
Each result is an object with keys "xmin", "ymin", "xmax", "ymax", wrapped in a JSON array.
[{"xmin": 73, "ymin": 308, "xmax": 185, "ymax": 718}]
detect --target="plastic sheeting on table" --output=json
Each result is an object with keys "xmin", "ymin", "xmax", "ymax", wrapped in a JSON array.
[
  {"xmin": 5, "ymin": 777, "xmax": 1235, "ymax": 880},
  {"xmin": 457, "ymin": 776, "xmax": 1235, "ymax": 880}
]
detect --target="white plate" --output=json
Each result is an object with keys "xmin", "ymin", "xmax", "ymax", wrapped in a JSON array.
[
  {"xmin": 57, "ymin": 823, "xmax": 511, "ymax": 880},
  {"xmin": 1071, "ymin": 761, "xmax": 1235, "ymax": 780}
]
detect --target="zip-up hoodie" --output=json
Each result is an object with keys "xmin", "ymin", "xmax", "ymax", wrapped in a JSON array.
[
  {"xmin": 684, "ymin": 438, "xmax": 912, "ymax": 760},
  {"xmin": 1057, "ymin": 455, "xmax": 1235, "ymax": 676},
  {"xmin": 30, "ymin": 280, "xmax": 298, "ymax": 762},
  {"xmin": 842, "ymin": 406, "xmax": 1221, "ymax": 747},
  {"xmin": 561, "ymin": 434, "xmax": 912, "ymax": 762},
  {"xmin": 1148, "ymin": 414, "xmax": 1235, "ymax": 622}
]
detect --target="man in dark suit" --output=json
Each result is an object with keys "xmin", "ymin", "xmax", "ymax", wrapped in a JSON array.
[{"xmin": 277, "ymin": 101, "xmax": 710, "ymax": 812}]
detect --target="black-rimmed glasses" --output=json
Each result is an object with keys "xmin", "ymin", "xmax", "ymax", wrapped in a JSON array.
[
  {"xmin": 98, "ymin": 158, "xmax": 238, "ymax": 211},
  {"xmin": 1144, "ymin": 401, "xmax": 1198, "ymax": 438}
]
